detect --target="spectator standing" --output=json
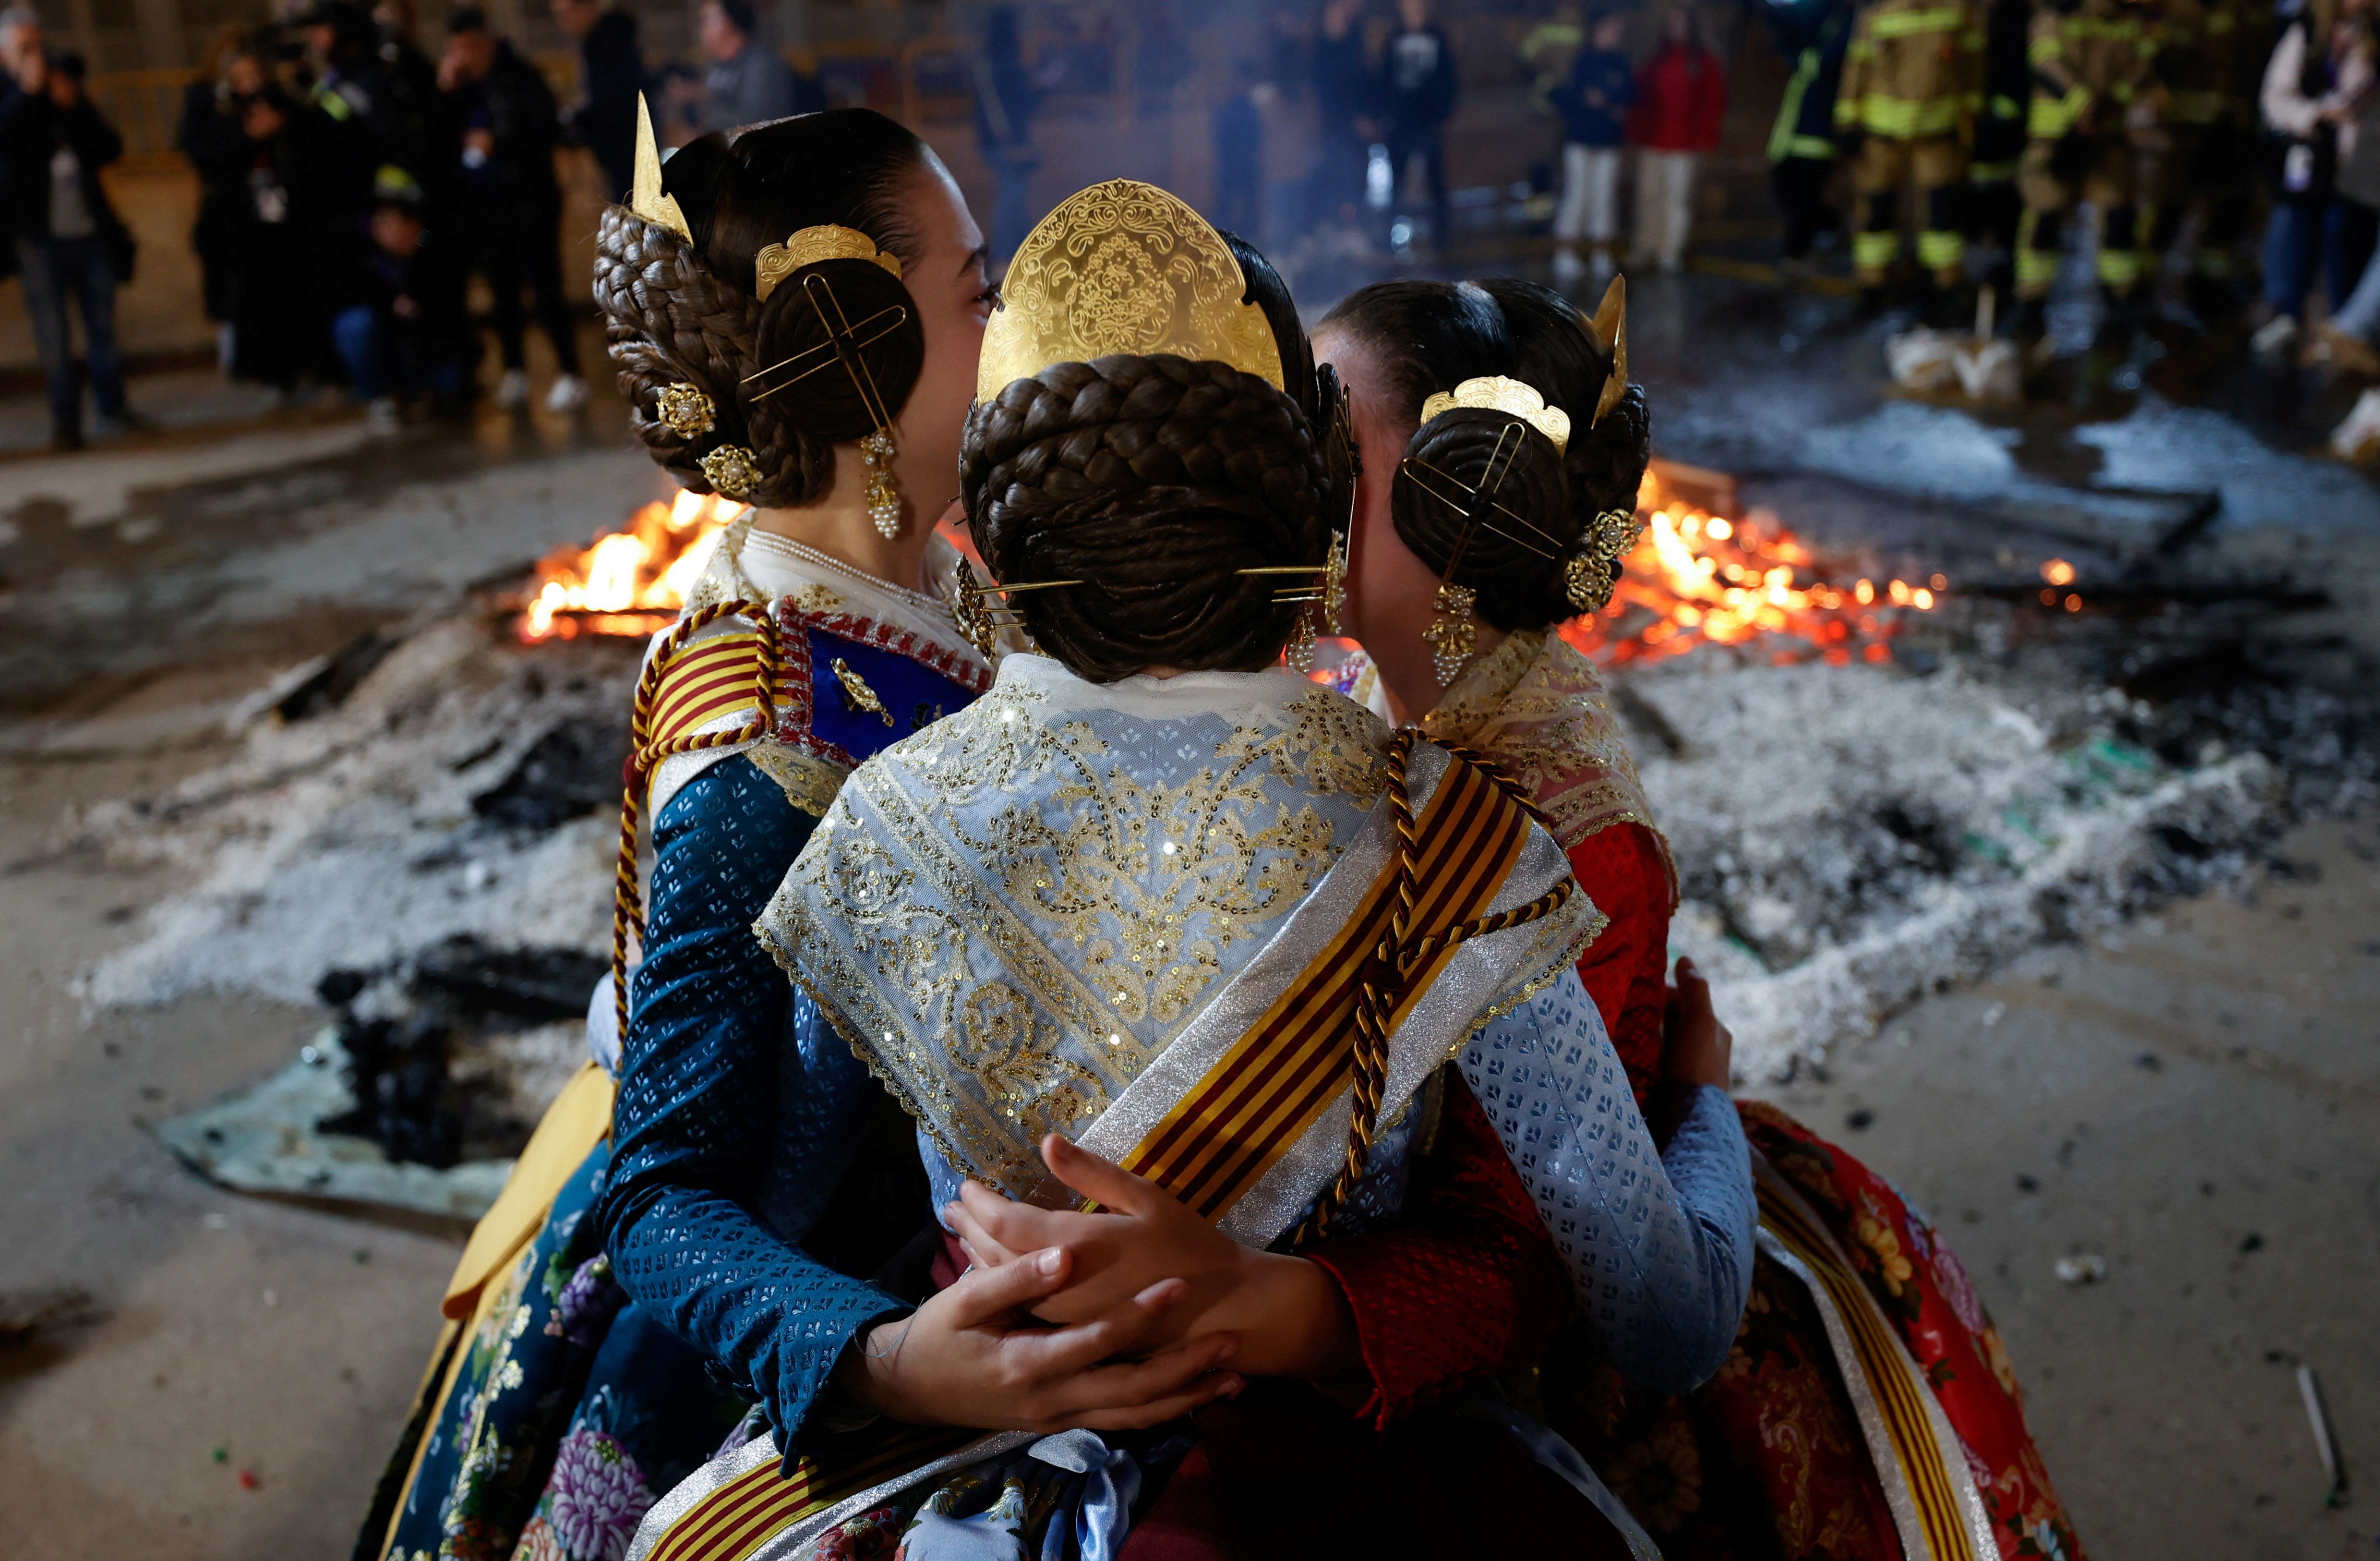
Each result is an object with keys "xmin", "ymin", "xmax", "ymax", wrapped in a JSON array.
[
  {"xmin": 553, "ymin": 0, "xmax": 644, "ymax": 200},
  {"xmin": 436, "ymin": 7, "xmax": 586, "ymax": 411},
  {"xmin": 179, "ymin": 26, "xmax": 258, "ymax": 367},
  {"xmin": 974, "ymin": 5, "xmax": 1050, "ymax": 262},
  {"xmin": 1626, "ymin": 3, "xmax": 1726, "ymax": 273},
  {"xmin": 1762, "ymin": 0, "xmax": 1852, "ymax": 269},
  {"xmin": 1309, "ymin": 0, "xmax": 1376, "ymax": 227},
  {"xmin": 2251, "ymin": 0, "xmax": 2376, "ymax": 357},
  {"xmin": 197, "ymin": 42, "xmax": 331, "ymax": 397},
  {"xmin": 1550, "ymin": 9, "xmax": 1635, "ymax": 288},
  {"xmin": 2, "ymin": 40, "xmax": 142, "ymax": 448},
  {"xmin": 1381, "ymin": 0, "xmax": 1458, "ymax": 249},
  {"xmin": 298, "ymin": 1, "xmax": 403, "ymax": 212},
  {"xmin": 370, "ymin": 0, "xmax": 441, "ymax": 177},
  {"xmin": 695, "ymin": 0, "xmax": 810, "ymax": 134}
]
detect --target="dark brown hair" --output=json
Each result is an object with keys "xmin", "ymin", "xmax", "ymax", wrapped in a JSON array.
[
  {"xmin": 594, "ymin": 110, "xmax": 929, "ymax": 508},
  {"xmin": 960, "ymin": 235, "xmax": 1342, "ymax": 683},
  {"xmin": 1319, "ymin": 278, "xmax": 1650, "ymax": 632}
]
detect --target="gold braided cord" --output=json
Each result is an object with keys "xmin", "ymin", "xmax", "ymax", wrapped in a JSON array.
[
  {"xmin": 611, "ymin": 599, "xmax": 786, "ymax": 1043},
  {"xmin": 1295, "ymin": 733, "xmax": 1575, "ymax": 1246}
]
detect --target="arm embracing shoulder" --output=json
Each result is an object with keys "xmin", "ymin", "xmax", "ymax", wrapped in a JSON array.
[
  {"xmin": 1457, "ymin": 968, "xmax": 1755, "ymax": 1392},
  {"xmin": 597, "ymin": 755, "xmax": 904, "ymax": 1453}
]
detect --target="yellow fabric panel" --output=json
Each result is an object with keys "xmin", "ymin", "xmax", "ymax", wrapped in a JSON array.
[{"xmin": 440, "ymin": 1062, "xmax": 618, "ymax": 1320}]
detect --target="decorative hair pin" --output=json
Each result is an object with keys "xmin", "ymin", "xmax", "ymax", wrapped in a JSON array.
[
  {"xmin": 743, "ymin": 271, "xmax": 913, "ymax": 536},
  {"xmin": 1410, "ymin": 422, "xmax": 1528, "ymax": 686},
  {"xmin": 952, "ymin": 562, "xmax": 1082, "ymax": 658},
  {"xmin": 1420, "ymin": 376, "xmax": 1571, "ymax": 456},
  {"xmin": 630, "ymin": 94, "xmax": 690, "ymax": 241},
  {"xmin": 698, "ymin": 444, "xmax": 763, "ymax": 500},
  {"xmin": 753, "ymin": 224, "xmax": 902, "ymax": 303},
  {"xmin": 1585, "ymin": 276, "xmax": 1628, "ymax": 427},
  {"xmin": 1563, "ymin": 508, "xmax": 1643, "ymax": 612},
  {"xmin": 655, "ymin": 382, "xmax": 715, "ymax": 437}
]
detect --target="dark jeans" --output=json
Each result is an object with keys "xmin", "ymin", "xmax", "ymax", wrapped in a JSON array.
[
  {"xmin": 1384, "ymin": 123, "xmax": 1450, "ymax": 247},
  {"xmin": 2263, "ymin": 195, "xmax": 2380, "ymax": 319},
  {"xmin": 16, "ymin": 234, "xmax": 125, "ymax": 438},
  {"xmin": 1770, "ymin": 156, "xmax": 1841, "ymax": 260},
  {"xmin": 332, "ymin": 303, "xmax": 470, "ymax": 401},
  {"xmin": 458, "ymin": 201, "xmax": 580, "ymax": 375}
]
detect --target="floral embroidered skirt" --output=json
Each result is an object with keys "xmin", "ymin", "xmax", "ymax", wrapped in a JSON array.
[
  {"xmin": 361, "ymin": 1146, "xmax": 750, "ymax": 1561},
  {"xmin": 1551, "ymin": 1104, "xmax": 2087, "ymax": 1561}
]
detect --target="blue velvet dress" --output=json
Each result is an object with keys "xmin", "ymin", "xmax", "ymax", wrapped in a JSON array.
[{"xmin": 363, "ymin": 532, "xmax": 996, "ymax": 1561}]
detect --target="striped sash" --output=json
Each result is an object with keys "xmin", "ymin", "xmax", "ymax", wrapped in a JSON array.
[
  {"xmin": 1753, "ymin": 1160, "xmax": 1999, "ymax": 1561},
  {"xmin": 629, "ymin": 749, "xmax": 1585, "ymax": 1561},
  {"xmin": 645, "ymin": 630, "xmax": 771, "ymax": 752}
]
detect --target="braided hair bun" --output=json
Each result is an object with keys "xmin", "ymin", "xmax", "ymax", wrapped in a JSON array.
[
  {"xmin": 1320, "ymin": 278, "xmax": 1652, "ymax": 632},
  {"xmin": 593, "ymin": 111, "xmax": 929, "ymax": 507},
  {"xmin": 961, "ymin": 235, "xmax": 1343, "ymax": 684}
]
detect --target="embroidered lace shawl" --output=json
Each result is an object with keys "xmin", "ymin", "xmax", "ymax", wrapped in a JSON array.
[
  {"xmin": 1421, "ymin": 629, "xmax": 1678, "ymax": 904},
  {"xmin": 757, "ymin": 655, "xmax": 1599, "ymax": 1212}
]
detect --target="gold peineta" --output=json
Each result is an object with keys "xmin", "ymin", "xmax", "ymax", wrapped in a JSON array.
[
  {"xmin": 976, "ymin": 180, "xmax": 1286, "ymax": 404},
  {"xmin": 630, "ymin": 94, "xmax": 690, "ymax": 242},
  {"xmin": 1419, "ymin": 375, "xmax": 1572, "ymax": 456},
  {"xmin": 1586, "ymin": 275, "xmax": 1628, "ymax": 427},
  {"xmin": 754, "ymin": 225, "xmax": 904, "ymax": 303}
]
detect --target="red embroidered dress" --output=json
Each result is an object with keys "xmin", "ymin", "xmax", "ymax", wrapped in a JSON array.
[{"xmin": 1431, "ymin": 629, "xmax": 2087, "ymax": 1561}]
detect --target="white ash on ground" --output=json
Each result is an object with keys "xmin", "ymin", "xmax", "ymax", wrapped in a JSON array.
[{"xmin": 76, "ymin": 617, "xmax": 640, "ymax": 1014}]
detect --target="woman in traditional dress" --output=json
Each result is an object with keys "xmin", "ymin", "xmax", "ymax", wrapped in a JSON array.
[
  {"xmin": 625, "ymin": 181, "xmax": 1758, "ymax": 1561},
  {"xmin": 361, "ymin": 105, "xmax": 1015, "ymax": 1561},
  {"xmin": 1310, "ymin": 275, "xmax": 2089, "ymax": 1561}
]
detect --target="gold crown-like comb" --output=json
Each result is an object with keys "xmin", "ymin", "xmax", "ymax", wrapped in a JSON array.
[
  {"xmin": 754, "ymin": 226, "xmax": 902, "ymax": 303},
  {"xmin": 1419, "ymin": 375, "xmax": 1572, "ymax": 456},
  {"xmin": 1586, "ymin": 275, "xmax": 1628, "ymax": 426},
  {"xmin": 976, "ymin": 179, "xmax": 1286, "ymax": 404}
]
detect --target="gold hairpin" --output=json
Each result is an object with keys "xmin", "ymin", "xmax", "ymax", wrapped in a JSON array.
[
  {"xmin": 1420, "ymin": 376, "xmax": 1571, "ymax": 456},
  {"xmin": 952, "ymin": 561, "xmax": 1083, "ymax": 657},
  {"xmin": 630, "ymin": 94, "xmax": 690, "ymax": 241},
  {"xmin": 1563, "ymin": 507, "xmax": 1643, "ymax": 612},
  {"xmin": 1586, "ymin": 276, "xmax": 1628, "ymax": 427},
  {"xmin": 1401, "ymin": 455, "xmax": 1565, "ymax": 558},
  {"xmin": 754, "ymin": 224, "xmax": 903, "ymax": 303},
  {"xmin": 741, "ymin": 299, "xmax": 912, "ymax": 400},
  {"xmin": 1414, "ymin": 423, "xmax": 1526, "ymax": 687}
]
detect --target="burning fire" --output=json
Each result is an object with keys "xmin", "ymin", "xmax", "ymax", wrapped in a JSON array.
[
  {"xmin": 1563, "ymin": 460, "xmax": 1940, "ymax": 666},
  {"xmin": 517, "ymin": 491, "xmax": 745, "ymax": 642}
]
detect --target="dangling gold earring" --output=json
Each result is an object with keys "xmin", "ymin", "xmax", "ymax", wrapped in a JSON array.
[
  {"xmin": 860, "ymin": 430, "xmax": 902, "ymax": 539},
  {"xmin": 1321, "ymin": 527, "xmax": 1348, "ymax": 636},
  {"xmin": 1422, "ymin": 581, "xmax": 1478, "ymax": 687},
  {"xmin": 1284, "ymin": 604, "xmax": 1318, "ymax": 673}
]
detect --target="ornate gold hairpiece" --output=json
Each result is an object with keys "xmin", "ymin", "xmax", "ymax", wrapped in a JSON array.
[
  {"xmin": 630, "ymin": 93, "xmax": 690, "ymax": 242},
  {"xmin": 1419, "ymin": 376, "xmax": 1572, "ymax": 456},
  {"xmin": 951, "ymin": 562, "xmax": 1083, "ymax": 658},
  {"xmin": 754, "ymin": 225, "xmax": 903, "ymax": 303},
  {"xmin": 977, "ymin": 180, "xmax": 1286, "ymax": 404},
  {"xmin": 1564, "ymin": 506, "xmax": 1643, "ymax": 612},
  {"xmin": 1586, "ymin": 275, "xmax": 1628, "ymax": 426}
]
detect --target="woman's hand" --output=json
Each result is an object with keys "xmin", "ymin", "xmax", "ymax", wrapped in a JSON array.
[
  {"xmin": 947, "ymin": 1135, "xmax": 1358, "ymax": 1379},
  {"xmin": 834, "ymin": 1242, "xmax": 1242, "ymax": 1434},
  {"xmin": 1661, "ymin": 956, "xmax": 1733, "ymax": 1089}
]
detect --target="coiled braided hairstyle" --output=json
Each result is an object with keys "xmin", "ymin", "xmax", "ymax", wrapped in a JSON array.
[
  {"xmin": 1317, "ymin": 279, "xmax": 1651, "ymax": 631},
  {"xmin": 960, "ymin": 235, "xmax": 1350, "ymax": 683},
  {"xmin": 593, "ymin": 110, "xmax": 930, "ymax": 508}
]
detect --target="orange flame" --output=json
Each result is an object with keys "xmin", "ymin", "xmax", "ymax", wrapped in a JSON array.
[
  {"xmin": 1562, "ymin": 461, "xmax": 1939, "ymax": 667},
  {"xmin": 516, "ymin": 491, "xmax": 745, "ymax": 642}
]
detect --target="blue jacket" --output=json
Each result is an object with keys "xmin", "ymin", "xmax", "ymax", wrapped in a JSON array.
[{"xmin": 1553, "ymin": 47, "xmax": 1636, "ymax": 147}]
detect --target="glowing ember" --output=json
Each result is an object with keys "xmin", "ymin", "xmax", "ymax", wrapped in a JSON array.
[
  {"xmin": 517, "ymin": 491, "xmax": 745, "ymax": 642},
  {"xmin": 1563, "ymin": 460, "xmax": 1941, "ymax": 667}
]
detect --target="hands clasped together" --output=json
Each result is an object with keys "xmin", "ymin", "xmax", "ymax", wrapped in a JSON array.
[{"xmin": 830, "ymin": 1134, "xmax": 1355, "ymax": 1436}]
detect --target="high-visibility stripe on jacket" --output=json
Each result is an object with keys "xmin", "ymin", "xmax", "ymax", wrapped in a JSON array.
[{"xmin": 1835, "ymin": 0, "xmax": 1985, "ymax": 139}]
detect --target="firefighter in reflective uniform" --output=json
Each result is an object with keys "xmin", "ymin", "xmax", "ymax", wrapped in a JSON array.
[
  {"xmin": 1836, "ymin": 0, "xmax": 1985, "ymax": 294},
  {"xmin": 1766, "ymin": 0, "xmax": 1858, "ymax": 268},
  {"xmin": 1970, "ymin": 0, "xmax": 2035, "ymax": 277},
  {"xmin": 2142, "ymin": 0, "xmax": 2256, "ymax": 314},
  {"xmin": 2014, "ymin": 0, "xmax": 2159, "ymax": 325}
]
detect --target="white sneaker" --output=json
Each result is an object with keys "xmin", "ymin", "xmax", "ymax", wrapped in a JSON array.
[
  {"xmin": 495, "ymin": 367, "xmax": 531, "ymax": 409},
  {"xmin": 365, "ymin": 396, "xmax": 402, "ymax": 436},
  {"xmin": 2250, "ymin": 315, "xmax": 2300, "ymax": 359},
  {"xmin": 544, "ymin": 373, "xmax": 590, "ymax": 412}
]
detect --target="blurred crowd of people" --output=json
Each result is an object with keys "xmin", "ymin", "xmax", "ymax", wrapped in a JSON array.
[{"xmin": 1, "ymin": 0, "xmax": 826, "ymax": 448}]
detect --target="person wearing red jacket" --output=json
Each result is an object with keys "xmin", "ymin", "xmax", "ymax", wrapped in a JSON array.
[{"xmin": 1627, "ymin": 4, "xmax": 1727, "ymax": 272}]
